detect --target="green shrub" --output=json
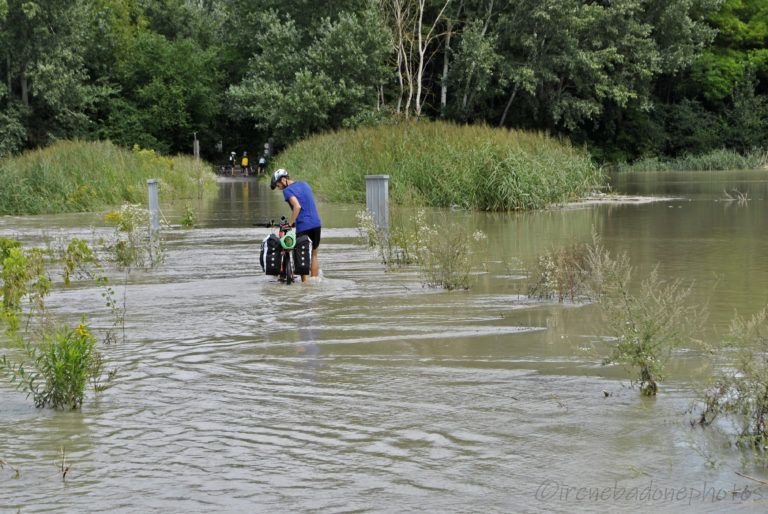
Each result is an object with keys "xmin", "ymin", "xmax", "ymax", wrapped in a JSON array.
[
  {"xmin": 2, "ymin": 246, "xmax": 50, "ymax": 331},
  {"xmin": 357, "ymin": 208, "xmax": 423, "ymax": 268},
  {"xmin": 585, "ymin": 238, "xmax": 706, "ymax": 395},
  {"xmin": 1, "ymin": 320, "xmax": 100, "ymax": 409},
  {"xmin": 417, "ymin": 222, "xmax": 486, "ymax": 290},
  {"xmin": 276, "ymin": 121, "xmax": 605, "ymax": 211},
  {"xmin": 1, "ymin": 238, "xmax": 120, "ymax": 409},
  {"xmin": 180, "ymin": 203, "xmax": 197, "ymax": 228},
  {"xmin": 0, "ymin": 238, "xmax": 21, "ymax": 263},
  {"xmin": 527, "ymin": 243, "xmax": 591, "ymax": 303},
  {"xmin": 102, "ymin": 204, "xmax": 164, "ymax": 268}
]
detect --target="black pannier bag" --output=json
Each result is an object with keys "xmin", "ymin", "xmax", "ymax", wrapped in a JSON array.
[
  {"xmin": 293, "ymin": 234, "xmax": 312, "ymax": 275},
  {"xmin": 260, "ymin": 234, "xmax": 281, "ymax": 275}
]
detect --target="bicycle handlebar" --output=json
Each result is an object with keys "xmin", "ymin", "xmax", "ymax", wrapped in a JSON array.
[{"xmin": 252, "ymin": 216, "xmax": 292, "ymax": 229}]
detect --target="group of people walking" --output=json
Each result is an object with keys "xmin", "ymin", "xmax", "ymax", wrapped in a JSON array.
[{"xmin": 228, "ymin": 150, "xmax": 268, "ymax": 176}]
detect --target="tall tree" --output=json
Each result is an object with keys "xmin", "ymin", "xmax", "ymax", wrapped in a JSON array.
[
  {"xmin": 102, "ymin": 29, "xmax": 223, "ymax": 153},
  {"xmin": 385, "ymin": 0, "xmax": 452, "ymax": 118},
  {"xmin": 0, "ymin": 0, "xmax": 107, "ymax": 147},
  {"xmin": 227, "ymin": 5, "xmax": 391, "ymax": 144}
]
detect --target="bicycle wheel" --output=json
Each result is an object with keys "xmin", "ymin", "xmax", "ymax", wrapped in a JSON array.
[{"xmin": 284, "ymin": 252, "xmax": 294, "ymax": 285}]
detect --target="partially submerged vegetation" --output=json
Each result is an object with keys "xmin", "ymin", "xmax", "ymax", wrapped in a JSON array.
[
  {"xmin": 584, "ymin": 241, "xmax": 706, "ymax": 396},
  {"xmin": 696, "ymin": 308, "xmax": 768, "ymax": 459},
  {"xmin": 357, "ymin": 208, "xmax": 485, "ymax": 290},
  {"xmin": 0, "ymin": 140, "xmax": 217, "ymax": 216},
  {"xmin": 528, "ymin": 237, "xmax": 706, "ymax": 396},
  {"xmin": 616, "ymin": 148, "xmax": 768, "ymax": 172},
  {"xmin": 278, "ymin": 121, "xmax": 605, "ymax": 211},
  {"xmin": 527, "ymin": 243, "xmax": 591, "ymax": 303},
  {"xmin": 0, "ymin": 205, "xmax": 162, "ymax": 409}
]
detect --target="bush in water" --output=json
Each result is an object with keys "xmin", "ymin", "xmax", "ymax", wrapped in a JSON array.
[
  {"xmin": 584, "ymin": 238, "xmax": 706, "ymax": 395},
  {"xmin": 180, "ymin": 203, "xmax": 197, "ymax": 228},
  {"xmin": 357, "ymin": 208, "xmax": 485, "ymax": 290},
  {"xmin": 0, "ymin": 238, "xmax": 118, "ymax": 409},
  {"xmin": 102, "ymin": 204, "xmax": 164, "ymax": 269},
  {"xmin": 417, "ymin": 222, "xmax": 486, "ymax": 291},
  {"xmin": 1, "ymin": 246, "xmax": 49, "ymax": 332},
  {"xmin": 527, "ymin": 243, "xmax": 591, "ymax": 303},
  {"xmin": 356, "ymin": 208, "xmax": 423, "ymax": 269},
  {"xmin": 695, "ymin": 308, "xmax": 768, "ymax": 458},
  {"xmin": 1, "ymin": 320, "xmax": 101, "ymax": 409}
]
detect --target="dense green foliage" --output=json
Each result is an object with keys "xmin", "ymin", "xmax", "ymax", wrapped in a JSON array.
[
  {"xmin": 0, "ymin": 140, "xmax": 216, "ymax": 215},
  {"xmin": 0, "ymin": 0, "xmax": 766, "ymax": 165},
  {"xmin": 275, "ymin": 121, "xmax": 604, "ymax": 210}
]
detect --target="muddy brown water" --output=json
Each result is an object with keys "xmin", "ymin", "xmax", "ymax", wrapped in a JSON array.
[{"xmin": 2, "ymin": 171, "xmax": 768, "ymax": 512}]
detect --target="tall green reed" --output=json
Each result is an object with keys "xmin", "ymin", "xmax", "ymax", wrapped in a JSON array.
[
  {"xmin": 616, "ymin": 148, "xmax": 768, "ymax": 172},
  {"xmin": 275, "ymin": 121, "xmax": 605, "ymax": 211},
  {"xmin": 0, "ymin": 140, "xmax": 218, "ymax": 215}
]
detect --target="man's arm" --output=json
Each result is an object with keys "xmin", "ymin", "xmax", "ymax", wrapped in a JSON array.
[{"xmin": 288, "ymin": 196, "xmax": 302, "ymax": 226}]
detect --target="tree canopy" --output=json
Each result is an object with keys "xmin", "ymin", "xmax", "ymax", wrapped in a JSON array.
[{"xmin": 0, "ymin": 0, "xmax": 764, "ymax": 162}]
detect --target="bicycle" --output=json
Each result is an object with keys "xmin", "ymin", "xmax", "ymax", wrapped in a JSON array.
[{"xmin": 260, "ymin": 216, "xmax": 297, "ymax": 284}]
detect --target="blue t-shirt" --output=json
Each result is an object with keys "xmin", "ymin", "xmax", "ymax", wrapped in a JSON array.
[{"xmin": 283, "ymin": 181, "xmax": 321, "ymax": 232}]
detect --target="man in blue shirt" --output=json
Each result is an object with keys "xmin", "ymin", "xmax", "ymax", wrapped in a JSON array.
[{"xmin": 270, "ymin": 168, "xmax": 322, "ymax": 281}]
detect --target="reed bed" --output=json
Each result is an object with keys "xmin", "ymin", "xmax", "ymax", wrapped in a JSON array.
[
  {"xmin": 616, "ymin": 148, "xmax": 768, "ymax": 172},
  {"xmin": 274, "ymin": 121, "xmax": 605, "ymax": 211},
  {"xmin": 0, "ymin": 140, "xmax": 216, "ymax": 215}
]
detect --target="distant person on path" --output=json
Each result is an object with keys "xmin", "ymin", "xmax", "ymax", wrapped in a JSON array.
[
  {"xmin": 228, "ymin": 151, "xmax": 236, "ymax": 176},
  {"xmin": 258, "ymin": 155, "xmax": 267, "ymax": 174},
  {"xmin": 270, "ymin": 168, "xmax": 321, "ymax": 282},
  {"xmin": 241, "ymin": 151, "xmax": 250, "ymax": 176}
]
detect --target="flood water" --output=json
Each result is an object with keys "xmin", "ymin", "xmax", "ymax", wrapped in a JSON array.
[{"xmin": 2, "ymin": 171, "xmax": 768, "ymax": 512}]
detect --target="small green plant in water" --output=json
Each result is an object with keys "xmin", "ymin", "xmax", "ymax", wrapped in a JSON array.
[
  {"xmin": 1, "ymin": 319, "xmax": 102, "ymax": 409},
  {"xmin": 528, "ymin": 243, "xmax": 591, "ymax": 302},
  {"xmin": 62, "ymin": 238, "xmax": 97, "ymax": 286},
  {"xmin": 180, "ymin": 203, "xmax": 197, "ymax": 228},
  {"xmin": 0, "ymin": 237, "xmax": 21, "ymax": 262},
  {"xmin": 585, "ymin": 238, "xmax": 705, "ymax": 395},
  {"xmin": 356, "ymin": 209, "xmax": 423, "ymax": 267},
  {"xmin": 695, "ymin": 307, "xmax": 768, "ymax": 458},
  {"xmin": 2, "ymin": 246, "xmax": 50, "ymax": 332},
  {"xmin": 357, "ymin": 209, "xmax": 485, "ymax": 290},
  {"xmin": 103, "ymin": 204, "xmax": 164, "ymax": 268},
  {"xmin": 417, "ymin": 222, "xmax": 486, "ymax": 290},
  {"xmin": 1, "ymin": 237, "xmax": 120, "ymax": 409}
]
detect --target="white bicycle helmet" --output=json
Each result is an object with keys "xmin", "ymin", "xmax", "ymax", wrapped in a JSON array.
[{"xmin": 270, "ymin": 168, "xmax": 289, "ymax": 190}]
